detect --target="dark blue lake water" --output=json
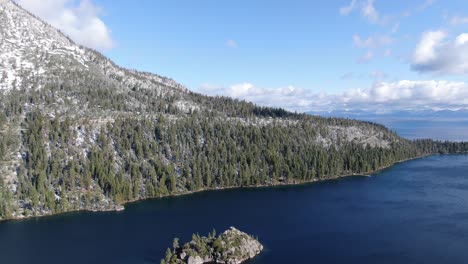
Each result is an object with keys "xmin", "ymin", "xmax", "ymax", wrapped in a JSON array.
[{"xmin": 1, "ymin": 154, "xmax": 468, "ymax": 264}]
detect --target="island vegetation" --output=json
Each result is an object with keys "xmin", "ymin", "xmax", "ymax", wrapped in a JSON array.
[{"xmin": 161, "ymin": 227, "xmax": 263, "ymax": 264}]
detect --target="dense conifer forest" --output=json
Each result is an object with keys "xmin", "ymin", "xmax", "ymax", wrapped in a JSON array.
[
  {"xmin": 1, "ymin": 0, "xmax": 468, "ymax": 220},
  {"xmin": 0, "ymin": 82, "xmax": 467, "ymax": 220}
]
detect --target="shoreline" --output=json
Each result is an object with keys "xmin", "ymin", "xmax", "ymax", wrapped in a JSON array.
[{"xmin": 0, "ymin": 153, "xmax": 447, "ymax": 223}]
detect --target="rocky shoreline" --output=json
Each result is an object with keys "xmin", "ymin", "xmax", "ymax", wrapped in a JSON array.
[{"xmin": 161, "ymin": 227, "xmax": 263, "ymax": 264}]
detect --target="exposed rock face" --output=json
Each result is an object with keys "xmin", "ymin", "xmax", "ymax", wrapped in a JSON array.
[
  {"xmin": 186, "ymin": 255, "xmax": 204, "ymax": 264},
  {"xmin": 161, "ymin": 227, "xmax": 263, "ymax": 264},
  {"xmin": 212, "ymin": 227, "xmax": 263, "ymax": 264}
]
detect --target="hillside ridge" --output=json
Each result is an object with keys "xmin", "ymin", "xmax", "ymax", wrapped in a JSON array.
[
  {"xmin": 1, "ymin": 0, "xmax": 467, "ymax": 221},
  {"xmin": 0, "ymin": 0, "xmax": 186, "ymax": 93}
]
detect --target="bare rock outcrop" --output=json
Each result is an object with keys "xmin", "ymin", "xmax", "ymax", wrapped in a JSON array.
[{"xmin": 161, "ymin": 227, "xmax": 263, "ymax": 264}]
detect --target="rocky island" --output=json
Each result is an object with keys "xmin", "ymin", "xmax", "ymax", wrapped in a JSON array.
[{"xmin": 161, "ymin": 227, "xmax": 263, "ymax": 264}]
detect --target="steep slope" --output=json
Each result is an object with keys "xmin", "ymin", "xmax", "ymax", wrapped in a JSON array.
[
  {"xmin": 1, "ymin": 0, "xmax": 467, "ymax": 220},
  {"xmin": 0, "ymin": 0, "xmax": 186, "ymax": 94}
]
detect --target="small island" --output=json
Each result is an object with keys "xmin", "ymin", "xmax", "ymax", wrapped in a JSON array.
[{"xmin": 161, "ymin": 227, "xmax": 263, "ymax": 264}]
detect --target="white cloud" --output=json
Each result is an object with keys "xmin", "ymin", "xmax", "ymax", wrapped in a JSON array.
[
  {"xmin": 341, "ymin": 72, "xmax": 356, "ymax": 80},
  {"xmin": 339, "ymin": 0, "xmax": 357, "ymax": 15},
  {"xmin": 361, "ymin": 0, "xmax": 379, "ymax": 24},
  {"xmin": 198, "ymin": 80, "xmax": 468, "ymax": 112},
  {"xmin": 411, "ymin": 31, "xmax": 468, "ymax": 75},
  {"xmin": 450, "ymin": 16, "xmax": 468, "ymax": 26},
  {"xmin": 352, "ymin": 34, "xmax": 394, "ymax": 62},
  {"xmin": 15, "ymin": 0, "xmax": 113, "ymax": 50},
  {"xmin": 456, "ymin": 33, "xmax": 468, "ymax": 45},
  {"xmin": 369, "ymin": 70, "xmax": 387, "ymax": 80},
  {"xmin": 339, "ymin": 0, "xmax": 390, "ymax": 25},
  {"xmin": 340, "ymin": 70, "xmax": 388, "ymax": 81},
  {"xmin": 361, "ymin": 80, "xmax": 468, "ymax": 106},
  {"xmin": 353, "ymin": 35, "xmax": 374, "ymax": 48},
  {"xmin": 226, "ymin": 39, "xmax": 238, "ymax": 48},
  {"xmin": 353, "ymin": 34, "xmax": 393, "ymax": 48},
  {"xmin": 358, "ymin": 50, "xmax": 374, "ymax": 63},
  {"xmin": 412, "ymin": 31, "xmax": 446, "ymax": 65},
  {"xmin": 417, "ymin": 0, "xmax": 436, "ymax": 11},
  {"xmin": 199, "ymin": 83, "xmax": 322, "ymax": 111}
]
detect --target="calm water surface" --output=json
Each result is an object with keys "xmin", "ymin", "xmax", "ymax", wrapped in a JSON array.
[
  {"xmin": 370, "ymin": 119, "xmax": 468, "ymax": 141},
  {"xmin": 1, "ymin": 155, "xmax": 468, "ymax": 264}
]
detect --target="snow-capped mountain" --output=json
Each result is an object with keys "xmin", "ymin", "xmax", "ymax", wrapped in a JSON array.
[
  {"xmin": 0, "ymin": 0, "xmax": 186, "ymax": 93},
  {"xmin": 309, "ymin": 109, "xmax": 468, "ymax": 120},
  {"xmin": 1, "ymin": 0, "xmax": 447, "ymax": 222}
]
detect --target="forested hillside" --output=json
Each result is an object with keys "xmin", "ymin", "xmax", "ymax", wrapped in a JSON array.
[{"xmin": 0, "ymin": 0, "xmax": 467, "ymax": 220}]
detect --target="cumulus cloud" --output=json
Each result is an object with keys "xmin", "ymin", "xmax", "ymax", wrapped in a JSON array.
[
  {"xmin": 15, "ymin": 0, "xmax": 113, "ymax": 50},
  {"xmin": 411, "ymin": 31, "xmax": 468, "ymax": 75},
  {"xmin": 354, "ymin": 80, "xmax": 468, "ymax": 107},
  {"xmin": 412, "ymin": 31, "xmax": 446, "ymax": 65},
  {"xmin": 199, "ymin": 83, "xmax": 321, "ymax": 111},
  {"xmin": 198, "ymin": 80, "xmax": 468, "ymax": 112}
]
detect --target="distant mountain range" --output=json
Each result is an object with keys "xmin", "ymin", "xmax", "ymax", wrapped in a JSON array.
[{"xmin": 308, "ymin": 109, "xmax": 468, "ymax": 120}]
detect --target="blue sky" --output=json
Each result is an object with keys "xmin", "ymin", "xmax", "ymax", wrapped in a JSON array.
[{"xmin": 15, "ymin": 0, "xmax": 468, "ymax": 112}]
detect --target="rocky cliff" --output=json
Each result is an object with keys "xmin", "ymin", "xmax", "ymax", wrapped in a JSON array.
[{"xmin": 161, "ymin": 227, "xmax": 263, "ymax": 264}]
